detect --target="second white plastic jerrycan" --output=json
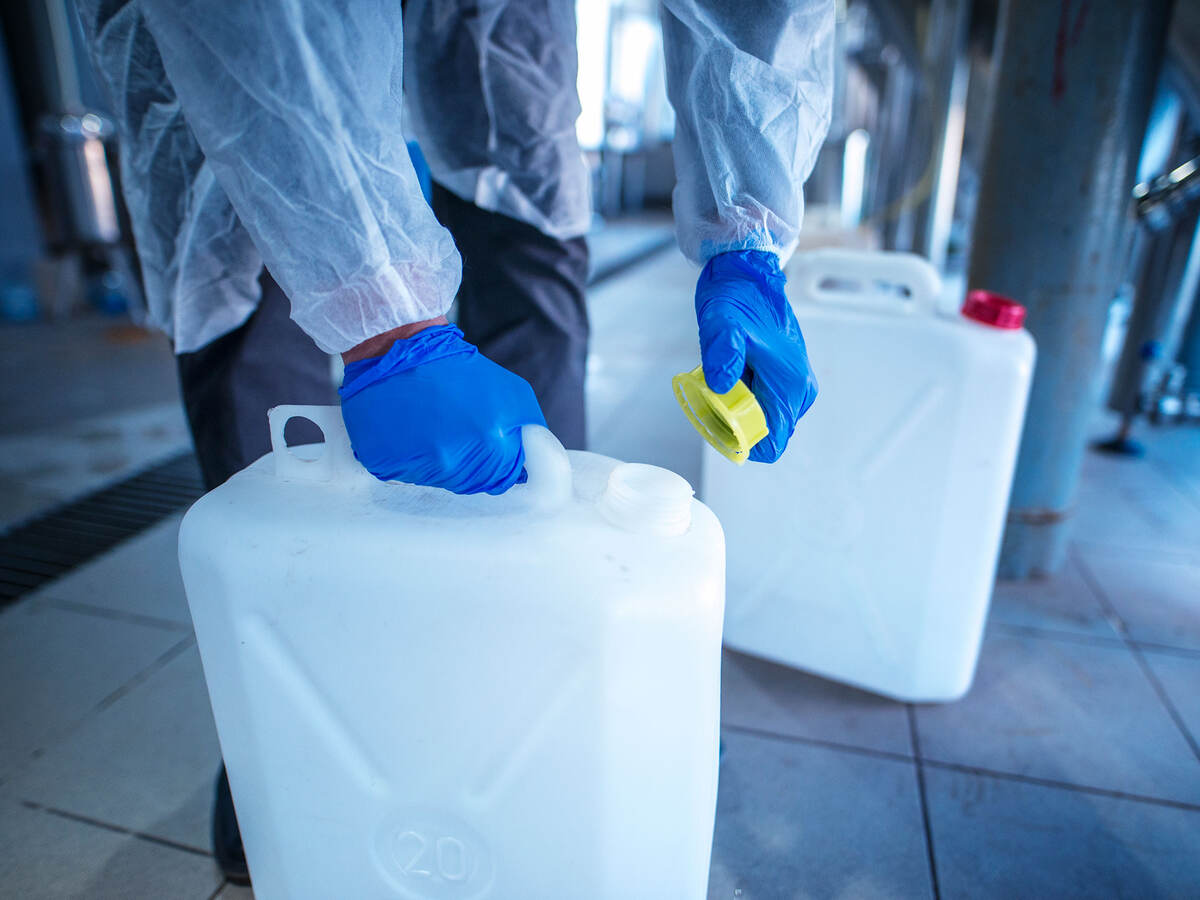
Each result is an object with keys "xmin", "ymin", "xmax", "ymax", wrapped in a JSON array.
[
  {"xmin": 178, "ymin": 407, "xmax": 725, "ymax": 900},
  {"xmin": 703, "ymin": 250, "xmax": 1035, "ymax": 703}
]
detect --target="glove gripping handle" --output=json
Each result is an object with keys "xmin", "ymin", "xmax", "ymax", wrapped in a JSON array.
[{"xmin": 267, "ymin": 407, "xmax": 572, "ymax": 510}]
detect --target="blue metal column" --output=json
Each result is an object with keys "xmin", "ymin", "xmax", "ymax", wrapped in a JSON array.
[
  {"xmin": 909, "ymin": 0, "xmax": 972, "ymax": 270},
  {"xmin": 966, "ymin": 0, "xmax": 1173, "ymax": 578},
  {"xmin": 1106, "ymin": 209, "xmax": 1200, "ymax": 424},
  {"xmin": 1180, "ymin": 277, "xmax": 1200, "ymax": 398},
  {"xmin": 0, "ymin": 24, "xmax": 43, "ymax": 319}
]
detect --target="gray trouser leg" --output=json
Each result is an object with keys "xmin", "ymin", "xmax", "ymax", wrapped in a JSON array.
[
  {"xmin": 175, "ymin": 270, "xmax": 335, "ymax": 490},
  {"xmin": 432, "ymin": 182, "xmax": 590, "ymax": 450},
  {"xmin": 175, "ymin": 268, "xmax": 335, "ymax": 867}
]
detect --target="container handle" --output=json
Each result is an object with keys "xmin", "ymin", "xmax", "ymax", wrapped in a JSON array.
[
  {"xmin": 519, "ymin": 424, "xmax": 572, "ymax": 510},
  {"xmin": 267, "ymin": 408, "xmax": 571, "ymax": 505},
  {"xmin": 788, "ymin": 249, "xmax": 941, "ymax": 316},
  {"xmin": 268, "ymin": 405, "xmax": 360, "ymax": 482}
]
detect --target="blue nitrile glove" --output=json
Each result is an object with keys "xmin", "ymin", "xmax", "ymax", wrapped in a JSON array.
[
  {"xmin": 339, "ymin": 325, "xmax": 546, "ymax": 495},
  {"xmin": 695, "ymin": 250, "xmax": 818, "ymax": 463}
]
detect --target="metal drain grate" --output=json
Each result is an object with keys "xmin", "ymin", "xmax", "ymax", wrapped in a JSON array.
[{"xmin": 0, "ymin": 452, "xmax": 205, "ymax": 605}]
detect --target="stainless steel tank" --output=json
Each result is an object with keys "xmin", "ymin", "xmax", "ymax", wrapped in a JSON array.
[{"xmin": 36, "ymin": 111, "xmax": 121, "ymax": 249}]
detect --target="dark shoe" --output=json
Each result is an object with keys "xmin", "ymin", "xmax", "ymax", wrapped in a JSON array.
[{"xmin": 213, "ymin": 765, "xmax": 251, "ymax": 886}]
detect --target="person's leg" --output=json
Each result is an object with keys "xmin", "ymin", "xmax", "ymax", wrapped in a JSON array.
[
  {"xmin": 176, "ymin": 270, "xmax": 334, "ymax": 884},
  {"xmin": 406, "ymin": 0, "xmax": 591, "ymax": 449},
  {"xmin": 431, "ymin": 183, "xmax": 590, "ymax": 449},
  {"xmin": 209, "ymin": 767, "xmax": 245, "ymax": 884},
  {"xmin": 177, "ymin": 270, "xmax": 335, "ymax": 490}
]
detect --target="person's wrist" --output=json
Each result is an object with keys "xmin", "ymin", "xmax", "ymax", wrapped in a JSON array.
[{"xmin": 341, "ymin": 316, "xmax": 449, "ymax": 364}]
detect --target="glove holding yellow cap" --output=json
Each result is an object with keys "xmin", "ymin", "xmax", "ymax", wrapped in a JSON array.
[{"xmin": 676, "ymin": 249, "xmax": 819, "ymax": 464}]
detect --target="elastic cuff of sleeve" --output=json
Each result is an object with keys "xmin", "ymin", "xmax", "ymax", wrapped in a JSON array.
[
  {"xmin": 291, "ymin": 248, "xmax": 462, "ymax": 353},
  {"xmin": 698, "ymin": 236, "xmax": 778, "ymax": 262},
  {"xmin": 697, "ymin": 234, "xmax": 799, "ymax": 269}
]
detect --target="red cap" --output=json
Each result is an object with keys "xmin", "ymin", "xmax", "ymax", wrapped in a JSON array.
[{"xmin": 962, "ymin": 290, "xmax": 1026, "ymax": 330}]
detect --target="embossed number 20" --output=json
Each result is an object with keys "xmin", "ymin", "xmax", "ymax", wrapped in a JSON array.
[{"xmin": 395, "ymin": 830, "xmax": 469, "ymax": 882}]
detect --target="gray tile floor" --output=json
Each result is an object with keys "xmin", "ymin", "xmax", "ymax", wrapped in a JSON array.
[{"xmin": 1, "ymin": 251, "xmax": 1198, "ymax": 897}]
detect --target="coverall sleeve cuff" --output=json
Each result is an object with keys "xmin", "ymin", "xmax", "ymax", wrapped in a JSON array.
[
  {"xmin": 289, "ymin": 255, "xmax": 462, "ymax": 355},
  {"xmin": 690, "ymin": 233, "xmax": 799, "ymax": 270}
]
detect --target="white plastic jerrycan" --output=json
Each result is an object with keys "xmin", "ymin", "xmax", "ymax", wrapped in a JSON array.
[
  {"xmin": 178, "ymin": 407, "xmax": 724, "ymax": 900},
  {"xmin": 703, "ymin": 250, "xmax": 1035, "ymax": 703}
]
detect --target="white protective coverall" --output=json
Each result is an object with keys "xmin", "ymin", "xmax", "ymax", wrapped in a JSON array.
[{"xmin": 76, "ymin": 0, "xmax": 834, "ymax": 355}]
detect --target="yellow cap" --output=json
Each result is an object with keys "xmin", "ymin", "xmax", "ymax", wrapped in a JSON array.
[{"xmin": 672, "ymin": 365, "xmax": 768, "ymax": 465}]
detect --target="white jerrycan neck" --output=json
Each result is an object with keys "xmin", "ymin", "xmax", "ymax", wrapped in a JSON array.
[
  {"xmin": 787, "ymin": 249, "xmax": 942, "ymax": 318},
  {"xmin": 265, "ymin": 405, "xmax": 695, "ymax": 536}
]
